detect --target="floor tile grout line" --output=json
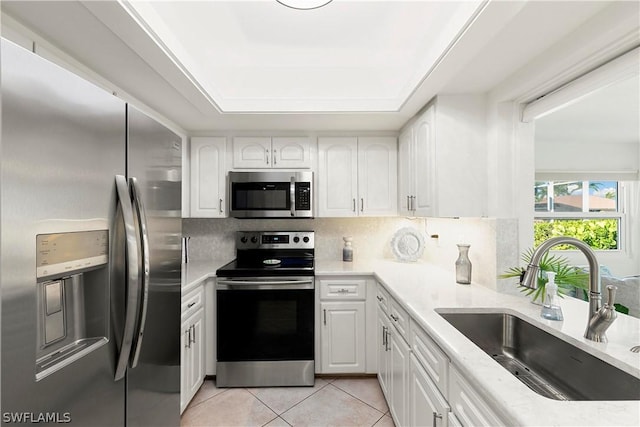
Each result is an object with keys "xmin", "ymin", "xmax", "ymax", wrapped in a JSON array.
[
  {"xmin": 183, "ymin": 385, "xmax": 231, "ymax": 412},
  {"xmin": 330, "ymin": 381, "xmax": 389, "ymax": 416},
  {"xmin": 274, "ymin": 381, "xmax": 334, "ymax": 418}
]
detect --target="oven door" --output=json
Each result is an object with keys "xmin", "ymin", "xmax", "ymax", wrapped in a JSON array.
[{"xmin": 216, "ymin": 277, "xmax": 315, "ymax": 386}]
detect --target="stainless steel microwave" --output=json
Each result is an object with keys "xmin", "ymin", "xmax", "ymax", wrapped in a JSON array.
[{"xmin": 228, "ymin": 171, "xmax": 313, "ymax": 218}]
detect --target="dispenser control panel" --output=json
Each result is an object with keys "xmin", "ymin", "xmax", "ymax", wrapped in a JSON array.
[{"xmin": 36, "ymin": 230, "xmax": 108, "ymax": 279}]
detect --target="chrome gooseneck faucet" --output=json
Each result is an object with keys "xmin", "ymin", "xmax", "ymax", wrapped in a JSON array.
[{"xmin": 520, "ymin": 236, "xmax": 617, "ymax": 342}]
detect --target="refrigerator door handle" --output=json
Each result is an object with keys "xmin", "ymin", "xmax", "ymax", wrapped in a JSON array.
[
  {"xmin": 129, "ymin": 177, "xmax": 150, "ymax": 369},
  {"xmin": 114, "ymin": 175, "xmax": 141, "ymax": 381}
]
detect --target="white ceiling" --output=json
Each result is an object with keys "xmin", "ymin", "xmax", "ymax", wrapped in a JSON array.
[
  {"xmin": 0, "ymin": 0, "xmax": 627, "ymax": 132},
  {"xmin": 126, "ymin": 0, "xmax": 483, "ymax": 113}
]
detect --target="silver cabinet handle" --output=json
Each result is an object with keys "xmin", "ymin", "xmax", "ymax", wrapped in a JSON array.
[
  {"xmin": 219, "ymin": 198, "xmax": 224, "ymax": 213},
  {"xmin": 273, "ymin": 149, "xmax": 277, "ymax": 165},
  {"xmin": 337, "ymin": 288, "xmax": 349, "ymax": 294},
  {"xmin": 411, "ymin": 195, "xmax": 416, "ymax": 211},
  {"xmin": 407, "ymin": 195, "xmax": 410, "ymax": 211},
  {"xmin": 323, "ymin": 309, "xmax": 327, "ymax": 326},
  {"xmin": 187, "ymin": 302, "xmax": 196, "ymax": 308},
  {"xmin": 265, "ymin": 148, "xmax": 269, "ymax": 165},
  {"xmin": 190, "ymin": 324, "xmax": 196, "ymax": 345},
  {"xmin": 390, "ymin": 314, "xmax": 399, "ymax": 322},
  {"xmin": 352, "ymin": 198, "xmax": 356, "ymax": 212},
  {"xmin": 360, "ymin": 198, "xmax": 364, "ymax": 212},
  {"xmin": 129, "ymin": 177, "xmax": 150, "ymax": 369},
  {"xmin": 432, "ymin": 412, "xmax": 443, "ymax": 427},
  {"xmin": 376, "ymin": 295, "xmax": 383, "ymax": 302},
  {"xmin": 114, "ymin": 175, "xmax": 141, "ymax": 382},
  {"xmin": 382, "ymin": 325, "xmax": 387, "ymax": 347},
  {"xmin": 185, "ymin": 329, "xmax": 191, "ymax": 349},
  {"xmin": 385, "ymin": 328, "xmax": 390, "ymax": 351}
]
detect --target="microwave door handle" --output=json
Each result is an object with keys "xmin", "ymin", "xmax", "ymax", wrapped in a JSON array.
[{"xmin": 290, "ymin": 176, "xmax": 296, "ymax": 217}]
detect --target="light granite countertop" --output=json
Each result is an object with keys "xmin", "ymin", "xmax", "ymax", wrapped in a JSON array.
[{"xmin": 183, "ymin": 258, "xmax": 640, "ymax": 426}]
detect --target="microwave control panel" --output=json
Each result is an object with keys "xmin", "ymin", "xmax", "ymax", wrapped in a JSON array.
[{"xmin": 295, "ymin": 182, "xmax": 311, "ymax": 210}]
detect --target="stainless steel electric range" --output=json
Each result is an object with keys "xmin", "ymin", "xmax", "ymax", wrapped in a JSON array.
[{"xmin": 215, "ymin": 231, "xmax": 315, "ymax": 387}]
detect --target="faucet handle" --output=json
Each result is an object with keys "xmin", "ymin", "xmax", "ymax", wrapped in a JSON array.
[{"xmin": 605, "ymin": 285, "xmax": 617, "ymax": 308}]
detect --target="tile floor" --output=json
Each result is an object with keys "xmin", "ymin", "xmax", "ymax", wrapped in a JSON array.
[{"xmin": 181, "ymin": 376, "xmax": 395, "ymax": 427}]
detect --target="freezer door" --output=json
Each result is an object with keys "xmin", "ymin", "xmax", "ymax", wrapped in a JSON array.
[
  {"xmin": 125, "ymin": 105, "xmax": 182, "ymax": 427},
  {"xmin": 1, "ymin": 39, "xmax": 126, "ymax": 425}
]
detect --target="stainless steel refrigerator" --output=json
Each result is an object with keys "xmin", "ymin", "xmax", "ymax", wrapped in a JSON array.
[{"xmin": 1, "ymin": 39, "xmax": 182, "ymax": 426}]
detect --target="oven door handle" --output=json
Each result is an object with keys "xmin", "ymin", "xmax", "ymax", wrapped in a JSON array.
[{"xmin": 216, "ymin": 279, "xmax": 314, "ymax": 290}]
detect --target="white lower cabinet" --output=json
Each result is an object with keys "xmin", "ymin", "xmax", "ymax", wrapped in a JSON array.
[
  {"xmin": 376, "ymin": 282, "xmax": 505, "ymax": 427},
  {"xmin": 318, "ymin": 277, "xmax": 369, "ymax": 374},
  {"xmin": 377, "ymin": 284, "xmax": 409, "ymax": 427},
  {"xmin": 448, "ymin": 366, "xmax": 505, "ymax": 427},
  {"xmin": 410, "ymin": 354, "xmax": 450, "ymax": 427},
  {"xmin": 181, "ymin": 285, "xmax": 205, "ymax": 413},
  {"xmin": 389, "ymin": 326, "xmax": 410, "ymax": 427},
  {"xmin": 320, "ymin": 301, "xmax": 366, "ymax": 373}
]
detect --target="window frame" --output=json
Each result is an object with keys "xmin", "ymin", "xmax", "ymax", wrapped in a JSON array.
[{"xmin": 533, "ymin": 180, "xmax": 628, "ymax": 253}]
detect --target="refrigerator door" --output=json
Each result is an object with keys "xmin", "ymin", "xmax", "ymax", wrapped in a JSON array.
[
  {"xmin": 1, "ymin": 39, "xmax": 126, "ymax": 425},
  {"xmin": 125, "ymin": 105, "xmax": 182, "ymax": 427}
]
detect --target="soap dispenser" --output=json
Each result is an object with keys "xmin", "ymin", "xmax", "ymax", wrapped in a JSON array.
[{"xmin": 541, "ymin": 271, "xmax": 564, "ymax": 321}]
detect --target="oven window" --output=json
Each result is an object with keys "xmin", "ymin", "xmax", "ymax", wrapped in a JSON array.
[
  {"xmin": 231, "ymin": 182, "xmax": 290, "ymax": 210},
  {"xmin": 217, "ymin": 288, "xmax": 314, "ymax": 361}
]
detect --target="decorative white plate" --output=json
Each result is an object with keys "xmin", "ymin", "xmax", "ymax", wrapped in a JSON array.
[{"xmin": 391, "ymin": 227, "xmax": 426, "ymax": 262}]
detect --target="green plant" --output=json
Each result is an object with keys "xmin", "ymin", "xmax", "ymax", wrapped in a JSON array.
[{"xmin": 500, "ymin": 248, "xmax": 589, "ymax": 303}]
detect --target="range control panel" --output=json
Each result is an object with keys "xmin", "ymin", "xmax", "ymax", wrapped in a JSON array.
[{"xmin": 236, "ymin": 231, "xmax": 314, "ymax": 250}]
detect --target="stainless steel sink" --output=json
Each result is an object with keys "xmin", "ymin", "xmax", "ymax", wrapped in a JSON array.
[{"xmin": 437, "ymin": 311, "xmax": 640, "ymax": 401}]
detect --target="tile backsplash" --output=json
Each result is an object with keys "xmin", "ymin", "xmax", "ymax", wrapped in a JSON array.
[{"xmin": 182, "ymin": 216, "xmax": 519, "ymax": 294}]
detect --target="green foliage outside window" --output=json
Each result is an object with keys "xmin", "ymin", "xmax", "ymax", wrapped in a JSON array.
[{"xmin": 534, "ymin": 219, "xmax": 618, "ymax": 250}]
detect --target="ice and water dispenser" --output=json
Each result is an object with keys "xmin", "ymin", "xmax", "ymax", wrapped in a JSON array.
[{"xmin": 35, "ymin": 230, "xmax": 110, "ymax": 380}]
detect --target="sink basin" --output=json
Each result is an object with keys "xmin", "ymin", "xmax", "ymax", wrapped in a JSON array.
[{"xmin": 437, "ymin": 311, "xmax": 640, "ymax": 401}]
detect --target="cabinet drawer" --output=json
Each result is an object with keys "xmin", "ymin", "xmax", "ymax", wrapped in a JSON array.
[
  {"xmin": 411, "ymin": 319, "xmax": 449, "ymax": 396},
  {"xmin": 181, "ymin": 285, "xmax": 204, "ymax": 320},
  {"xmin": 376, "ymin": 285, "xmax": 390, "ymax": 313},
  {"xmin": 389, "ymin": 298, "xmax": 409, "ymax": 340},
  {"xmin": 320, "ymin": 279, "xmax": 366, "ymax": 300}
]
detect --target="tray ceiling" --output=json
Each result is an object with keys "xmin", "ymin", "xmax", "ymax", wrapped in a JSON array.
[{"xmin": 124, "ymin": 0, "xmax": 484, "ymax": 113}]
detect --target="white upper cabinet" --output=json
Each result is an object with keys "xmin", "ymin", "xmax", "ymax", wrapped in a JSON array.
[
  {"xmin": 190, "ymin": 137, "xmax": 227, "ymax": 218},
  {"xmin": 399, "ymin": 95, "xmax": 486, "ymax": 217},
  {"xmin": 318, "ymin": 136, "xmax": 397, "ymax": 217},
  {"xmin": 233, "ymin": 136, "xmax": 311, "ymax": 169}
]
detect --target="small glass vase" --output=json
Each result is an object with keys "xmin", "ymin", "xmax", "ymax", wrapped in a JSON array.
[
  {"xmin": 342, "ymin": 236, "xmax": 353, "ymax": 262},
  {"xmin": 455, "ymin": 244, "xmax": 472, "ymax": 285}
]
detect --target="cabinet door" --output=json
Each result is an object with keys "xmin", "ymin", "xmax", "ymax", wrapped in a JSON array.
[
  {"xmin": 180, "ymin": 320, "xmax": 191, "ymax": 413},
  {"xmin": 389, "ymin": 327, "xmax": 410, "ymax": 427},
  {"xmin": 357, "ymin": 137, "xmax": 397, "ymax": 216},
  {"xmin": 398, "ymin": 127, "xmax": 413, "ymax": 216},
  {"xmin": 233, "ymin": 137, "xmax": 271, "ymax": 168},
  {"xmin": 320, "ymin": 301, "xmax": 366, "ymax": 373},
  {"xmin": 272, "ymin": 137, "xmax": 311, "ymax": 168},
  {"xmin": 318, "ymin": 137, "xmax": 358, "ymax": 217},
  {"xmin": 410, "ymin": 354, "xmax": 450, "ymax": 427},
  {"xmin": 413, "ymin": 106, "xmax": 436, "ymax": 217},
  {"xmin": 181, "ymin": 309, "xmax": 205, "ymax": 413},
  {"xmin": 377, "ymin": 305, "xmax": 391, "ymax": 398},
  {"xmin": 190, "ymin": 137, "xmax": 226, "ymax": 217}
]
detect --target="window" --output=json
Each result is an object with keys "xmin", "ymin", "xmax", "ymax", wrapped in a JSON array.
[{"xmin": 534, "ymin": 180, "xmax": 622, "ymax": 250}]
